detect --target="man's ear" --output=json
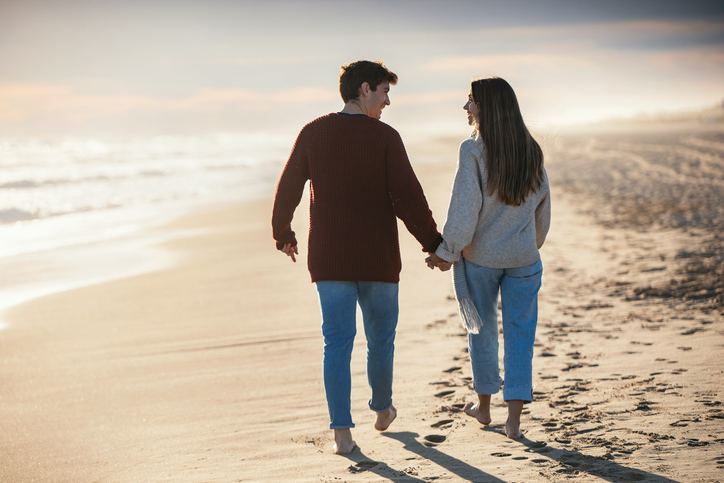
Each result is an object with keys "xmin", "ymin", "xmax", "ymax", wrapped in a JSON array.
[{"xmin": 359, "ymin": 82, "xmax": 371, "ymax": 98}]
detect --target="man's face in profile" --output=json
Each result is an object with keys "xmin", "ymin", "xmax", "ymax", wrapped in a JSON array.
[{"xmin": 367, "ymin": 82, "xmax": 390, "ymax": 120}]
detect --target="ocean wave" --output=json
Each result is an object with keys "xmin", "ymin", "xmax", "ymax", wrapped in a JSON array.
[
  {"xmin": 0, "ymin": 208, "xmax": 36, "ymax": 223},
  {"xmin": 0, "ymin": 180, "xmax": 41, "ymax": 189}
]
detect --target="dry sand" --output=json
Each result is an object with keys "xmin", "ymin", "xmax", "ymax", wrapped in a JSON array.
[{"xmin": 1, "ymin": 126, "xmax": 723, "ymax": 482}]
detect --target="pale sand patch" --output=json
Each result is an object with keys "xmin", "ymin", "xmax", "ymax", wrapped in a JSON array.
[{"xmin": 1, "ymin": 154, "xmax": 722, "ymax": 482}]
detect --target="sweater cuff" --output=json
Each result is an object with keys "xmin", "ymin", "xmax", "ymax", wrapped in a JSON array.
[
  {"xmin": 421, "ymin": 234, "xmax": 443, "ymax": 254},
  {"xmin": 435, "ymin": 244, "xmax": 461, "ymax": 263}
]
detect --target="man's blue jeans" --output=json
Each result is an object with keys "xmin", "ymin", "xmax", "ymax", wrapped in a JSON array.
[
  {"xmin": 465, "ymin": 259, "xmax": 543, "ymax": 402},
  {"xmin": 316, "ymin": 281, "xmax": 399, "ymax": 429}
]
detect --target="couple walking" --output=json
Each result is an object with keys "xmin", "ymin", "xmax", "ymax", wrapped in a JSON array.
[{"xmin": 271, "ymin": 60, "xmax": 551, "ymax": 454}]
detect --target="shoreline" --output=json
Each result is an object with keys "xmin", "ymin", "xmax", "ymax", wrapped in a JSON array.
[{"xmin": 0, "ymin": 188, "xmax": 278, "ymax": 328}]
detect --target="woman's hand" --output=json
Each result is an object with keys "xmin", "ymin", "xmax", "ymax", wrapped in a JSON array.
[{"xmin": 425, "ymin": 253, "xmax": 452, "ymax": 271}]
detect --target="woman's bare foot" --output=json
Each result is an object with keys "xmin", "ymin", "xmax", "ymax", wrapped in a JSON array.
[
  {"xmin": 463, "ymin": 401, "xmax": 492, "ymax": 425},
  {"xmin": 504, "ymin": 399, "xmax": 524, "ymax": 439},
  {"xmin": 504, "ymin": 421, "xmax": 523, "ymax": 439},
  {"xmin": 333, "ymin": 429, "xmax": 356, "ymax": 454},
  {"xmin": 374, "ymin": 405, "xmax": 397, "ymax": 431},
  {"xmin": 463, "ymin": 394, "xmax": 492, "ymax": 425}
]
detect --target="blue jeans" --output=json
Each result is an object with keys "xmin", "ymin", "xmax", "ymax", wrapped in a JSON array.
[
  {"xmin": 316, "ymin": 281, "xmax": 399, "ymax": 429},
  {"xmin": 465, "ymin": 259, "xmax": 543, "ymax": 402}
]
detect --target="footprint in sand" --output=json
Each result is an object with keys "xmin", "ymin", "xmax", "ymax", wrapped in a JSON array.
[
  {"xmin": 348, "ymin": 460, "xmax": 379, "ymax": 473},
  {"xmin": 490, "ymin": 452, "xmax": 512, "ymax": 457},
  {"xmin": 424, "ymin": 435, "xmax": 446, "ymax": 445},
  {"xmin": 431, "ymin": 419, "xmax": 454, "ymax": 428},
  {"xmin": 443, "ymin": 366, "xmax": 462, "ymax": 373},
  {"xmin": 434, "ymin": 390, "xmax": 455, "ymax": 398}
]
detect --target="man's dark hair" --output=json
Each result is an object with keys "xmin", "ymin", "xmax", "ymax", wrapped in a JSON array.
[{"xmin": 339, "ymin": 60, "xmax": 398, "ymax": 103}]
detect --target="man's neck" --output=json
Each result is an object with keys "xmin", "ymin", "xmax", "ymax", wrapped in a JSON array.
[{"xmin": 339, "ymin": 100, "xmax": 367, "ymax": 116}]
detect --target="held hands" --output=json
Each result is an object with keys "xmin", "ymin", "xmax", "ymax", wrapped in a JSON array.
[
  {"xmin": 281, "ymin": 243, "xmax": 450, "ymax": 271},
  {"xmin": 281, "ymin": 243, "xmax": 298, "ymax": 262},
  {"xmin": 426, "ymin": 253, "xmax": 452, "ymax": 271}
]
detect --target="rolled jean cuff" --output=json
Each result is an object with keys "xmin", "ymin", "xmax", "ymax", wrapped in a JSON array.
[
  {"xmin": 474, "ymin": 378, "xmax": 502, "ymax": 395},
  {"xmin": 330, "ymin": 423, "xmax": 355, "ymax": 430},
  {"xmin": 503, "ymin": 385, "xmax": 533, "ymax": 403},
  {"xmin": 369, "ymin": 399, "xmax": 393, "ymax": 414}
]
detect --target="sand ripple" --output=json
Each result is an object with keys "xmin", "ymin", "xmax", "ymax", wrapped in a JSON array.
[{"xmin": 546, "ymin": 128, "xmax": 724, "ymax": 312}]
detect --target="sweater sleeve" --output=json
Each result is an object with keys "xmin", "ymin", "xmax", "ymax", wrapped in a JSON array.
[
  {"xmin": 535, "ymin": 169, "xmax": 551, "ymax": 249},
  {"xmin": 435, "ymin": 140, "xmax": 483, "ymax": 262},
  {"xmin": 385, "ymin": 130, "xmax": 442, "ymax": 253},
  {"xmin": 271, "ymin": 127, "xmax": 311, "ymax": 250}
]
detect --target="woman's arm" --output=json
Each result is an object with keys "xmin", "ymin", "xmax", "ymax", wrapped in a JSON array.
[
  {"xmin": 435, "ymin": 140, "xmax": 483, "ymax": 262},
  {"xmin": 535, "ymin": 170, "xmax": 551, "ymax": 249}
]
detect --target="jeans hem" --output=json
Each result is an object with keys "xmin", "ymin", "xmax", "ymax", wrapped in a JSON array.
[
  {"xmin": 503, "ymin": 386, "xmax": 533, "ymax": 402},
  {"xmin": 369, "ymin": 401, "xmax": 393, "ymax": 413},
  {"xmin": 329, "ymin": 423, "xmax": 355, "ymax": 430},
  {"xmin": 474, "ymin": 380, "xmax": 502, "ymax": 395}
]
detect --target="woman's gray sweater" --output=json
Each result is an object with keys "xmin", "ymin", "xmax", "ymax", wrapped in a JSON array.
[{"xmin": 435, "ymin": 134, "xmax": 551, "ymax": 269}]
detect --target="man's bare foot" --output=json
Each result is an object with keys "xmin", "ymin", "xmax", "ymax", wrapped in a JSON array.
[
  {"xmin": 463, "ymin": 401, "xmax": 492, "ymax": 425},
  {"xmin": 504, "ymin": 420, "xmax": 523, "ymax": 439},
  {"xmin": 333, "ymin": 429, "xmax": 356, "ymax": 454},
  {"xmin": 374, "ymin": 405, "xmax": 397, "ymax": 431}
]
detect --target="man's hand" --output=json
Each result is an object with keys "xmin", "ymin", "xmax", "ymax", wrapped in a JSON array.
[
  {"xmin": 281, "ymin": 243, "xmax": 298, "ymax": 262},
  {"xmin": 425, "ymin": 253, "xmax": 452, "ymax": 271}
]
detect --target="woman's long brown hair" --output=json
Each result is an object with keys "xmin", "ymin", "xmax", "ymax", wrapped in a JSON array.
[{"xmin": 471, "ymin": 77, "xmax": 544, "ymax": 206}]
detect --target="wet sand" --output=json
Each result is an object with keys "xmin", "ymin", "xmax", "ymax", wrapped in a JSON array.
[{"xmin": 0, "ymin": 124, "xmax": 722, "ymax": 482}]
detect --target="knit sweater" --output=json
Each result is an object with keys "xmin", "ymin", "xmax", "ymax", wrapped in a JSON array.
[
  {"xmin": 435, "ymin": 134, "xmax": 551, "ymax": 269},
  {"xmin": 272, "ymin": 113, "xmax": 442, "ymax": 283}
]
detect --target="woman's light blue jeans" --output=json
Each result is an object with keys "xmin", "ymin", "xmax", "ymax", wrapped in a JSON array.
[
  {"xmin": 315, "ymin": 281, "xmax": 399, "ymax": 429},
  {"xmin": 465, "ymin": 259, "xmax": 543, "ymax": 402}
]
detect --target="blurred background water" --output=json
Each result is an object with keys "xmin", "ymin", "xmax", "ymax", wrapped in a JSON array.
[{"xmin": 0, "ymin": 133, "xmax": 290, "ymax": 324}]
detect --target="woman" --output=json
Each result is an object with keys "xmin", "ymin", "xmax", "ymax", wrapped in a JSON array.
[{"xmin": 427, "ymin": 77, "xmax": 551, "ymax": 439}]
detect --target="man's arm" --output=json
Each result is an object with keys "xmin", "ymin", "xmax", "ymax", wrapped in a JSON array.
[
  {"xmin": 385, "ymin": 131, "xmax": 442, "ymax": 252},
  {"xmin": 272, "ymin": 128, "xmax": 311, "ymax": 255}
]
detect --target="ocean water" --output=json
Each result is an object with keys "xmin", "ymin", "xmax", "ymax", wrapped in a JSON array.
[{"xmin": 0, "ymin": 133, "xmax": 291, "ymax": 326}]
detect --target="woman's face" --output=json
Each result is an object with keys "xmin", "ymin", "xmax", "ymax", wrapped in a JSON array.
[{"xmin": 463, "ymin": 92, "xmax": 479, "ymax": 126}]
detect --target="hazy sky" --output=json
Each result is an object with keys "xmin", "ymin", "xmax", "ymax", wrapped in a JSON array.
[{"xmin": 1, "ymin": 0, "xmax": 723, "ymax": 138}]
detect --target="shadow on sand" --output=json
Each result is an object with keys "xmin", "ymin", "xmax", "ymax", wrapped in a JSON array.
[
  {"xmin": 341, "ymin": 431, "xmax": 506, "ymax": 482},
  {"xmin": 339, "ymin": 430, "xmax": 682, "ymax": 483}
]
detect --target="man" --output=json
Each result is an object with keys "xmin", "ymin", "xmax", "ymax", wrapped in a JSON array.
[{"xmin": 272, "ymin": 60, "xmax": 441, "ymax": 454}]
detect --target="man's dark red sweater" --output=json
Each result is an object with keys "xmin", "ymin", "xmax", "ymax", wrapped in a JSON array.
[{"xmin": 272, "ymin": 113, "xmax": 442, "ymax": 283}]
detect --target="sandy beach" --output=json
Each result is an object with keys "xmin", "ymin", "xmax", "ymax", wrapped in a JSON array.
[{"xmin": 1, "ymin": 125, "xmax": 723, "ymax": 482}]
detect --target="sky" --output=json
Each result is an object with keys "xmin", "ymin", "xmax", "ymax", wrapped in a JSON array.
[{"xmin": 1, "ymin": 0, "xmax": 723, "ymax": 139}]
